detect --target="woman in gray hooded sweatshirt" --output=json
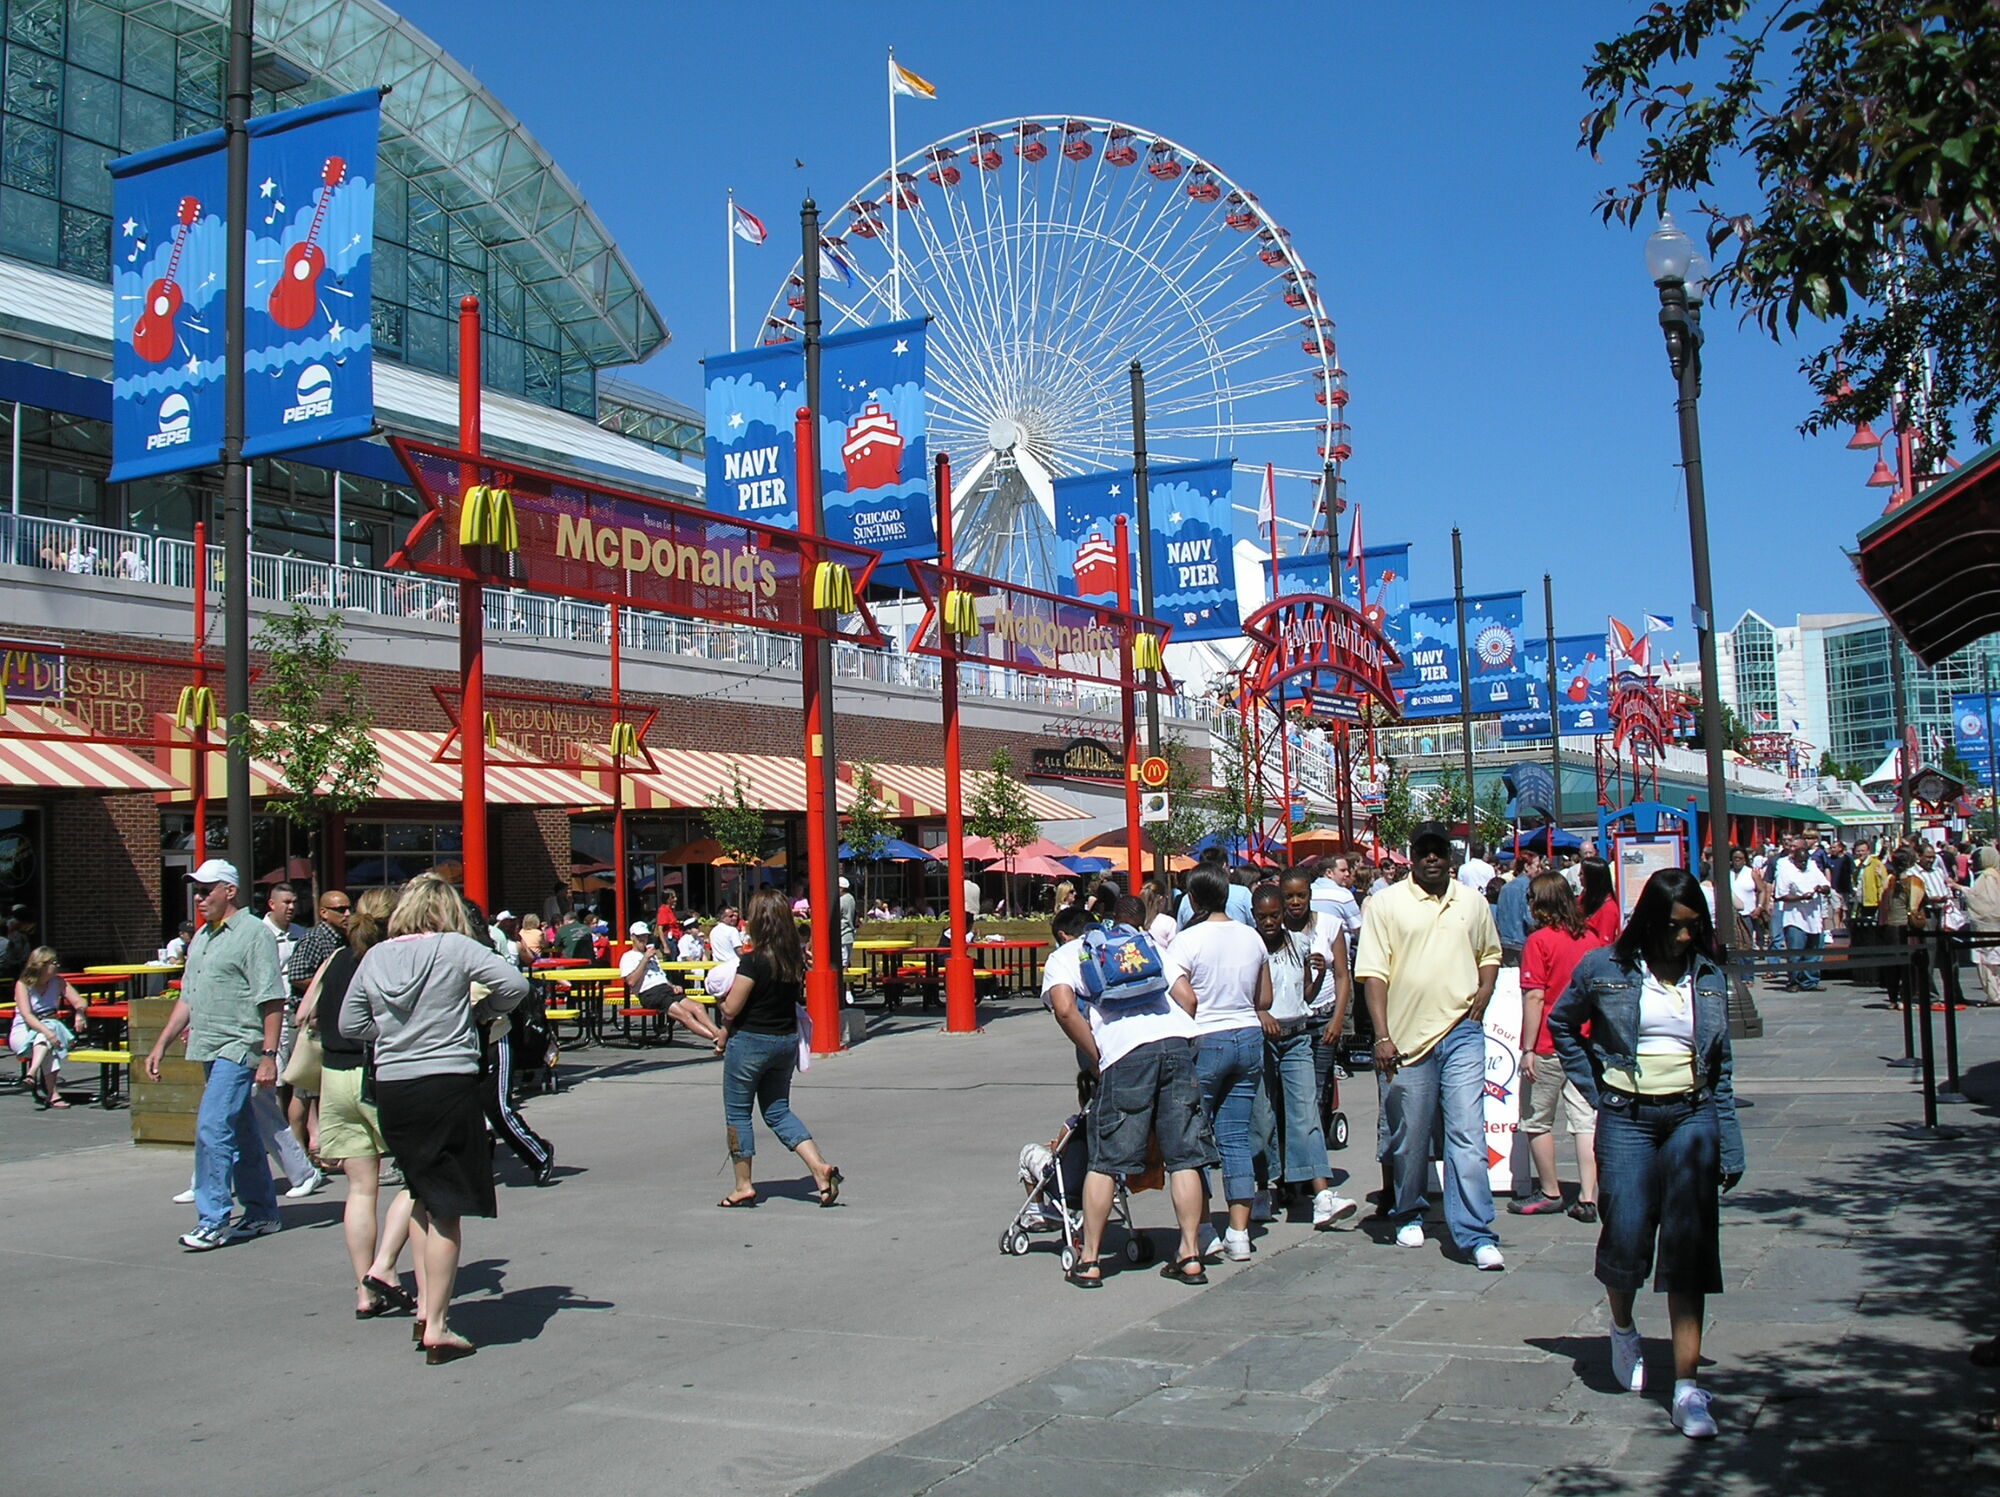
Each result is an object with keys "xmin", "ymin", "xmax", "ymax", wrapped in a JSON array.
[{"xmin": 341, "ymin": 875, "xmax": 527, "ymax": 1365}]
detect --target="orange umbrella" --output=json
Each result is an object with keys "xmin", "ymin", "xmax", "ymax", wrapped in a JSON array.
[{"xmin": 661, "ymin": 836, "xmax": 725, "ymax": 864}]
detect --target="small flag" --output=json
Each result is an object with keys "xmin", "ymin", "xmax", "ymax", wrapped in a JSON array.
[
  {"xmin": 818, "ymin": 239, "xmax": 855, "ymax": 286},
  {"xmin": 731, "ymin": 203, "xmax": 768, "ymax": 245},
  {"xmin": 1643, "ymin": 613, "xmax": 1675, "ymax": 633},
  {"xmin": 1257, "ymin": 462, "xmax": 1276, "ymax": 530},
  {"xmin": 889, "ymin": 59, "xmax": 936, "ymax": 99},
  {"xmin": 1346, "ymin": 502, "xmax": 1363, "ymax": 569}
]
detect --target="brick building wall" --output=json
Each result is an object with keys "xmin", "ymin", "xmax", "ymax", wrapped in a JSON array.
[
  {"xmin": 47, "ymin": 792, "xmax": 159, "ymax": 967},
  {"xmin": 495, "ymin": 807, "xmax": 567, "ymax": 920}
]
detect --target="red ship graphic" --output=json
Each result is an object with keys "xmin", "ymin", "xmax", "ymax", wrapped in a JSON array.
[
  {"xmin": 842, "ymin": 402, "xmax": 903, "ymax": 490},
  {"xmin": 1073, "ymin": 528, "xmax": 1118, "ymax": 597}
]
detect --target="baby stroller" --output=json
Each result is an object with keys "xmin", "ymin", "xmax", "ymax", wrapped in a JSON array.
[{"xmin": 999, "ymin": 1098, "xmax": 1157, "ymax": 1272}]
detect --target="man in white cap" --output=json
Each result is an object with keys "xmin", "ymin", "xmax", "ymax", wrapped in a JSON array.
[
  {"xmin": 143, "ymin": 860, "xmax": 289, "ymax": 1250},
  {"xmin": 620, "ymin": 921, "xmax": 722, "ymax": 1045},
  {"xmin": 838, "ymin": 876, "xmax": 858, "ymax": 977}
]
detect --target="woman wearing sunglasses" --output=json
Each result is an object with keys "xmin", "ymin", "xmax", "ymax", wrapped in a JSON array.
[{"xmin": 1548, "ymin": 867, "xmax": 1745, "ymax": 1441}]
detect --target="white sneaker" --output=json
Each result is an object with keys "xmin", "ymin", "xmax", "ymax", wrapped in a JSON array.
[
  {"xmin": 1222, "ymin": 1228, "xmax": 1253, "ymax": 1261},
  {"xmin": 1199, "ymin": 1226, "xmax": 1224, "ymax": 1261},
  {"xmin": 1610, "ymin": 1323, "xmax": 1645, "ymax": 1394},
  {"xmin": 1395, "ymin": 1221, "xmax": 1425, "ymax": 1249},
  {"xmin": 1312, "ymin": 1190, "xmax": 1361, "ymax": 1230},
  {"xmin": 1671, "ymin": 1385, "xmax": 1717, "ymax": 1439},
  {"xmin": 283, "ymin": 1168, "xmax": 326, "ymax": 1199},
  {"xmin": 171, "ymin": 1187, "xmax": 196, "ymax": 1205},
  {"xmin": 1250, "ymin": 1190, "xmax": 1275, "ymax": 1222},
  {"xmin": 1473, "ymin": 1243, "xmax": 1506, "ymax": 1271}
]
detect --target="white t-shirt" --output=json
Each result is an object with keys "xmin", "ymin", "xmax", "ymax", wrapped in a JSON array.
[
  {"xmin": 1163, "ymin": 918, "xmax": 1267, "ymax": 1034},
  {"xmin": 1041, "ymin": 936, "xmax": 1198, "ymax": 1073},
  {"xmin": 1773, "ymin": 859, "xmax": 1830, "ymax": 935},
  {"xmin": 1458, "ymin": 858, "xmax": 1496, "ymax": 891},
  {"xmin": 709, "ymin": 922, "xmax": 745, "ymax": 962},
  {"xmin": 1637, "ymin": 969, "xmax": 1696, "ymax": 1054},
  {"xmin": 676, "ymin": 930, "xmax": 706, "ymax": 961},
  {"xmin": 1147, "ymin": 912, "xmax": 1177, "ymax": 950},
  {"xmin": 619, "ymin": 947, "xmax": 669, "ymax": 997},
  {"xmin": 1729, "ymin": 866, "xmax": 1758, "ymax": 913}
]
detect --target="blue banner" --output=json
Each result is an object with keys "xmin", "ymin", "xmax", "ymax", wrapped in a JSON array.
[
  {"xmin": 705, "ymin": 341, "xmax": 802, "ymax": 529},
  {"xmin": 1276, "ymin": 552, "xmax": 1332, "ymax": 597},
  {"xmin": 1397, "ymin": 591, "xmax": 1529, "ymax": 719},
  {"xmin": 817, "ymin": 318, "xmax": 931, "ymax": 564},
  {"xmin": 1500, "ymin": 633, "xmax": 1613, "ymax": 738},
  {"xmin": 1149, "ymin": 458, "xmax": 1237, "ymax": 642},
  {"xmin": 110, "ymin": 131, "xmax": 228, "ymax": 482},
  {"xmin": 1054, "ymin": 469, "xmax": 1134, "ymax": 605},
  {"xmin": 242, "ymin": 90, "xmax": 379, "ymax": 460},
  {"xmin": 1342, "ymin": 543, "xmax": 1411, "ymax": 662},
  {"xmin": 1952, "ymin": 693, "xmax": 1997, "ymax": 783}
]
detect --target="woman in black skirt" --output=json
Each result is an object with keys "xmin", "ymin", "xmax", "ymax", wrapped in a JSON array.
[{"xmin": 340, "ymin": 875, "xmax": 527, "ymax": 1364}]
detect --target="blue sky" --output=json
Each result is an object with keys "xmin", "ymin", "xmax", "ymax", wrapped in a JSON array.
[{"xmin": 397, "ymin": 0, "xmax": 1892, "ymax": 656}]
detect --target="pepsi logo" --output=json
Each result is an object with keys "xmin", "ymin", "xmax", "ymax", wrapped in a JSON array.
[
  {"xmin": 146, "ymin": 391, "xmax": 193, "ymax": 450},
  {"xmin": 283, "ymin": 362, "xmax": 334, "ymax": 424}
]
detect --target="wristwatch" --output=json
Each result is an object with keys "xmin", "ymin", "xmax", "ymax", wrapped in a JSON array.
[{"xmin": 260, "ymin": 1047, "xmax": 278, "ymax": 1057}]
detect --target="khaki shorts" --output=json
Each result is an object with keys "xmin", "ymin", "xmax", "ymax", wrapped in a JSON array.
[
  {"xmin": 316, "ymin": 1065, "xmax": 388, "ymax": 1160},
  {"xmin": 1520, "ymin": 1055, "xmax": 1596, "ymax": 1137}
]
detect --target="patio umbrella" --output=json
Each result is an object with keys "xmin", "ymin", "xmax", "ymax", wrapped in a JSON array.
[
  {"xmin": 932, "ymin": 834, "xmax": 1074, "ymax": 862},
  {"xmin": 661, "ymin": 837, "xmax": 725, "ymax": 864},
  {"xmin": 258, "ymin": 856, "xmax": 314, "ymax": 884},
  {"xmin": 982, "ymin": 853, "xmax": 1077, "ymax": 880},
  {"xmin": 1515, "ymin": 825, "xmax": 1582, "ymax": 854},
  {"xmin": 1059, "ymin": 855, "xmax": 1114, "ymax": 874},
  {"xmin": 840, "ymin": 838, "xmax": 937, "ymax": 861}
]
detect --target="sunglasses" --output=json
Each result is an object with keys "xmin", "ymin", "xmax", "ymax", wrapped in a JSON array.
[{"xmin": 323, "ymin": 904, "xmax": 350, "ymax": 914}]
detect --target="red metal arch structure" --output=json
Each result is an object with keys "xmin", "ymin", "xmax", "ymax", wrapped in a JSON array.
[{"xmin": 1237, "ymin": 595, "xmax": 1402, "ymax": 864}]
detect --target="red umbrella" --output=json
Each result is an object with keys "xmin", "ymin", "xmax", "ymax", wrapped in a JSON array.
[
  {"xmin": 932, "ymin": 834, "xmax": 1074, "ymax": 863},
  {"xmin": 995, "ymin": 853, "xmax": 1082, "ymax": 879}
]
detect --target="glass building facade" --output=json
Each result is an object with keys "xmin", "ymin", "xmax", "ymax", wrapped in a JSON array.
[
  {"xmin": 1816, "ymin": 618, "xmax": 2000, "ymax": 772},
  {"xmin": 1730, "ymin": 612, "xmax": 1779, "ymax": 728}
]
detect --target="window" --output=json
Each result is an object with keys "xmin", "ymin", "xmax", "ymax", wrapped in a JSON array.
[{"xmin": 344, "ymin": 820, "xmax": 463, "ymax": 889}]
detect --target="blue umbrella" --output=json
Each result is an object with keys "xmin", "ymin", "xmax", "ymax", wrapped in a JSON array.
[
  {"xmin": 1514, "ymin": 824, "xmax": 1582, "ymax": 853},
  {"xmin": 1059, "ymin": 855, "xmax": 1114, "ymax": 874},
  {"xmin": 839, "ymin": 837, "xmax": 938, "ymax": 861}
]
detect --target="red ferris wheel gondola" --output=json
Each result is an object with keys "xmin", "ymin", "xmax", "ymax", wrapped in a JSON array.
[
  {"xmin": 1145, "ymin": 141, "xmax": 1183, "ymax": 180},
  {"xmin": 1281, "ymin": 268, "xmax": 1316, "ymax": 309},
  {"xmin": 1224, "ymin": 190, "xmax": 1259, "ymax": 231},
  {"xmin": 846, "ymin": 198, "xmax": 884, "ymax": 238},
  {"xmin": 888, "ymin": 171, "xmax": 920, "ymax": 209},
  {"xmin": 761, "ymin": 316, "xmax": 798, "ymax": 346},
  {"xmin": 1317, "ymin": 421, "xmax": 1353, "ymax": 463},
  {"xmin": 1313, "ymin": 365, "xmax": 1349, "ymax": 408},
  {"xmin": 925, "ymin": 145, "xmax": 961, "ymax": 187},
  {"xmin": 1258, "ymin": 226, "xmax": 1293, "ymax": 268},
  {"xmin": 1299, "ymin": 315, "xmax": 1335, "ymax": 356},
  {"xmin": 786, "ymin": 274, "xmax": 805, "ymax": 310},
  {"xmin": 968, "ymin": 131, "xmax": 1002, "ymax": 170},
  {"xmin": 1185, "ymin": 164, "xmax": 1222, "ymax": 202},
  {"xmin": 1015, "ymin": 121, "xmax": 1048, "ymax": 162},
  {"xmin": 1061, "ymin": 118, "xmax": 1095, "ymax": 160},
  {"xmin": 1104, "ymin": 126, "xmax": 1139, "ymax": 167}
]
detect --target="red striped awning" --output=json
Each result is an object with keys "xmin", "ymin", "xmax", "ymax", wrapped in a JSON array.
[
  {"xmin": 372, "ymin": 730, "xmax": 610, "ymax": 808},
  {"xmin": 856, "ymin": 762, "xmax": 1090, "ymax": 822},
  {"xmin": 0, "ymin": 703, "xmax": 183, "ymax": 793},
  {"xmin": 155, "ymin": 716, "xmax": 290, "ymax": 801},
  {"xmin": 584, "ymin": 749, "xmax": 866, "ymax": 815}
]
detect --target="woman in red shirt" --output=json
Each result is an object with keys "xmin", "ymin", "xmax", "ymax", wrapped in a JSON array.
[
  {"xmin": 1511, "ymin": 874, "xmax": 1606, "ymax": 1222},
  {"xmin": 1579, "ymin": 857, "xmax": 1620, "ymax": 945}
]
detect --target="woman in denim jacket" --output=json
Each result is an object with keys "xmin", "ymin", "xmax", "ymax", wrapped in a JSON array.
[{"xmin": 1549, "ymin": 868, "xmax": 1745, "ymax": 1441}]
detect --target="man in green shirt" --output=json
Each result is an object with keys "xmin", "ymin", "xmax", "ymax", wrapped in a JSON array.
[{"xmin": 144, "ymin": 860, "xmax": 285, "ymax": 1251}]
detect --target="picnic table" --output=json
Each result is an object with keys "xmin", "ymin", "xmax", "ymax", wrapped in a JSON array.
[
  {"xmin": 82, "ymin": 962, "xmax": 183, "ymax": 1005},
  {"xmin": 968, "ymin": 939, "xmax": 1048, "ymax": 991},
  {"xmin": 534, "ymin": 965, "xmax": 624, "ymax": 1046}
]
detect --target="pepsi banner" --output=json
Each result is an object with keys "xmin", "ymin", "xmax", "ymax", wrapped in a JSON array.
[
  {"xmin": 704, "ymin": 318, "xmax": 930, "ymax": 565},
  {"xmin": 1398, "ymin": 591, "xmax": 1529, "ymax": 719},
  {"xmin": 1148, "ymin": 459, "xmax": 1238, "ymax": 642},
  {"xmin": 1054, "ymin": 468, "xmax": 1132, "ymax": 605},
  {"xmin": 241, "ymin": 90, "xmax": 379, "ymax": 459},
  {"xmin": 109, "ymin": 130, "xmax": 228, "ymax": 481},
  {"xmin": 1343, "ymin": 543, "xmax": 1411, "ymax": 662},
  {"xmin": 1951, "ymin": 693, "xmax": 1997, "ymax": 783},
  {"xmin": 1500, "ymin": 633, "xmax": 1613, "ymax": 739}
]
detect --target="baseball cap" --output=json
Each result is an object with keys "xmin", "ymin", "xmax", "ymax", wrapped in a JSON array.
[
  {"xmin": 838, "ymin": 876, "xmax": 850, "ymax": 890},
  {"xmin": 628, "ymin": 920, "xmax": 651, "ymax": 937},
  {"xmin": 494, "ymin": 909, "xmax": 516, "ymax": 922},
  {"xmin": 1409, "ymin": 822, "xmax": 1453, "ymax": 856},
  {"xmin": 186, "ymin": 858, "xmax": 241, "ymax": 888}
]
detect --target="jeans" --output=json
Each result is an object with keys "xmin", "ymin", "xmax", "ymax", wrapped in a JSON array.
[
  {"xmin": 1593, "ymin": 1091, "xmax": 1723, "ymax": 1294},
  {"xmin": 722, "ymin": 1030, "xmax": 810, "ymax": 1160},
  {"xmin": 1257, "ymin": 1025, "xmax": 1328, "ymax": 1184},
  {"xmin": 1782, "ymin": 925, "xmax": 1823, "ymax": 989},
  {"xmin": 194, "ymin": 1058, "xmax": 277, "ymax": 1230},
  {"xmin": 1195, "ymin": 1025, "xmax": 1263, "ymax": 1202},
  {"xmin": 1379, "ymin": 1016, "xmax": 1495, "ymax": 1251},
  {"xmin": 250, "ymin": 1085, "xmax": 316, "ymax": 1184}
]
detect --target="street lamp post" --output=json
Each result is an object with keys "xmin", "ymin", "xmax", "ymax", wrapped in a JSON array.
[{"xmin": 1647, "ymin": 214, "xmax": 1736, "ymax": 963}]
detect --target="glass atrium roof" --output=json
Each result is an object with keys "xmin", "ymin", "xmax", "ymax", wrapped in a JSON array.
[{"xmin": 141, "ymin": 0, "xmax": 668, "ymax": 369}]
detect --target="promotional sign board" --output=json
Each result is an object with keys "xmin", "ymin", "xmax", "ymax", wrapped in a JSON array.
[
  {"xmin": 907, "ymin": 560, "xmax": 1170, "ymax": 688},
  {"xmin": 1499, "ymin": 633, "xmax": 1612, "ymax": 738},
  {"xmin": 1052, "ymin": 468, "xmax": 1131, "ymax": 605},
  {"xmin": 1398, "ymin": 592, "xmax": 1528, "ymax": 719},
  {"xmin": 1614, "ymin": 833, "xmax": 1685, "ymax": 919},
  {"xmin": 1054, "ymin": 461, "xmax": 1240, "ymax": 641},
  {"xmin": 1342, "ymin": 543, "xmax": 1412, "ymax": 662},
  {"xmin": 1240, "ymin": 595, "xmax": 1401, "ymax": 713},
  {"xmin": 1482, "ymin": 968, "xmax": 1523, "ymax": 1193},
  {"xmin": 1032, "ymin": 738, "xmax": 1124, "ymax": 781},
  {"xmin": 703, "ymin": 318, "xmax": 932, "ymax": 566},
  {"xmin": 390, "ymin": 439, "xmax": 884, "ymax": 644},
  {"xmin": 1952, "ymin": 692, "xmax": 1997, "ymax": 783}
]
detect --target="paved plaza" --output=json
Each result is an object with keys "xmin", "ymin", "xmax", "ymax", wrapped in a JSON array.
[{"xmin": 4, "ymin": 978, "xmax": 1999, "ymax": 1496}]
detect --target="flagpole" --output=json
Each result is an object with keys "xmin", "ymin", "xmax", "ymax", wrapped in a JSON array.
[
  {"xmin": 727, "ymin": 187, "xmax": 738, "ymax": 352},
  {"xmin": 887, "ymin": 47, "xmax": 901, "ymax": 318}
]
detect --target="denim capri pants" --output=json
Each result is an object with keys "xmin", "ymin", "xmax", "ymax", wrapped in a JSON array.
[
  {"xmin": 1593, "ymin": 1091, "xmax": 1724, "ymax": 1295},
  {"xmin": 723, "ymin": 1029, "xmax": 811, "ymax": 1161}
]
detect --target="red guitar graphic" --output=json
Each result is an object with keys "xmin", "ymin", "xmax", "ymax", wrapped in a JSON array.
[
  {"xmin": 131, "ymin": 197, "xmax": 201, "ymax": 364},
  {"xmin": 267, "ymin": 156, "xmax": 346, "ymax": 331}
]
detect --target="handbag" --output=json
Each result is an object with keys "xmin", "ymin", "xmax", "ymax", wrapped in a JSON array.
[{"xmin": 281, "ymin": 954, "xmax": 333, "ymax": 1091}]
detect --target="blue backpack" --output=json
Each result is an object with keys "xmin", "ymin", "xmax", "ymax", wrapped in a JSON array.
[{"xmin": 1075, "ymin": 923, "xmax": 1170, "ymax": 1011}]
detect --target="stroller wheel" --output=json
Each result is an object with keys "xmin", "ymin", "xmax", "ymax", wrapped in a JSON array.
[
  {"xmin": 1060, "ymin": 1246, "xmax": 1076, "ymax": 1273},
  {"xmin": 1008, "ymin": 1230, "xmax": 1032, "ymax": 1256},
  {"xmin": 1123, "ymin": 1235, "xmax": 1154, "ymax": 1265},
  {"xmin": 1331, "ymin": 1112, "xmax": 1350, "ymax": 1150}
]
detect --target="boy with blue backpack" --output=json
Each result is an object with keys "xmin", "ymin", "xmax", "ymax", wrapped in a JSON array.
[{"xmin": 1041, "ymin": 897, "xmax": 1215, "ymax": 1288}]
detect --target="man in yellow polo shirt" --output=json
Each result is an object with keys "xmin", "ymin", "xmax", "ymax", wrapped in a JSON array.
[{"xmin": 1356, "ymin": 821, "xmax": 1505, "ymax": 1269}]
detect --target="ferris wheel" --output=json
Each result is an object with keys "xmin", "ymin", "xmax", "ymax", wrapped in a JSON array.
[{"xmin": 757, "ymin": 116, "xmax": 1350, "ymax": 592}]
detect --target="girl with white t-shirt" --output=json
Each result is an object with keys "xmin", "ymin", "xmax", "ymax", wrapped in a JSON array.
[{"xmin": 1165, "ymin": 866, "xmax": 1272, "ymax": 1264}]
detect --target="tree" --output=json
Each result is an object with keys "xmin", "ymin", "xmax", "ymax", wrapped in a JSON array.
[
  {"xmin": 1691, "ymin": 702, "xmax": 1753, "ymax": 753},
  {"xmin": 1376, "ymin": 763, "xmax": 1417, "ymax": 856},
  {"xmin": 1199, "ymin": 722, "xmax": 1255, "ymax": 852},
  {"xmin": 1476, "ymin": 777, "xmax": 1512, "ymax": 850},
  {"xmin": 968, "ymin": 745, "xmax": 1038, "ymax": 915},
  {"xmin": 1431, "ymin": 765, "xmax": 1473, "ymax": 829},
  {"xmin": 1582, "ymin": 3, "xmax": 2000, "ymax": 450},
  {"xmin": 247, "ymin": 600, "xmax": 380, "ymax": 844},
  {"xmin": 1147, "ymin": 734, "xmax": 1213, "ymax": 870},
  {"xmin": 841, "ymin": 762, "xmax": 895, "ymax": 907},
  {"xmin": 704, "ymin": 766, "xmax": 766, "ymax": 909}
]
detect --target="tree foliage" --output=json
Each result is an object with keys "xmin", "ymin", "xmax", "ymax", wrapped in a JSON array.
[
  {"xmin": 248, "ymin": 600, "xmax": 379, "ymax": 829},
  {"xmin": 1147, "ymin": 734, "xmax": 1213, "ymax": 862},
  {"xmin": 1583, "ymin": 2, "xmax": 2000, "ymax": 449},
  {"xmin": 704, "ymin": 767, "xmax": 767, "ymax": 897},
  {"xmin": 840, "ymin": 762, "xmax": 895, "ymax": 905},
  {"xmin": 1477, "ymin": 777, "xmax": 1512, "ymax": 849},
  {"xmin": 969, "ymin": 745, "xmax": 1040, "ymax": 910},
  {"xmin": 1375, "ymin": 763, "xmax": 1417, "ymax": 855},
  {"xmin": 1431, "ymin": 765, "xmax": 1474, "ymax": 828},
  {"xmin": 1198, "ymin": 722, "xmax": 1255, "ymax": 850}
]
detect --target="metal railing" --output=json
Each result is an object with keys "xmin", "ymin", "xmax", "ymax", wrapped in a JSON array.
[{"xmin": 3, "ymin": 516, "xmax": 1222, "ymax": 727}]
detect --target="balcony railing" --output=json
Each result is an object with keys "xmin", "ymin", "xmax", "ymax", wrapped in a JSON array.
[{"xmin": 1, "ymin": 512, "xmax": 1220, "ymax": 728}]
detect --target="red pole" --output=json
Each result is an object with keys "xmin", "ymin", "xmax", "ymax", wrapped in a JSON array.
[
  {"xmin": 457, "ymin": 295, "xmax": 489, "ymax": 913},
  {"xmin": 938, "ymin": 452, "xmax": 977, "ymax": 1032},
  {"xmin": 1239, "ymin": 678, "xmax": 1256, "ymax": 862},
  {"xmin": 1277, "ymin": 686, "xmax": 1295, "ymax": 866},
  {"xmin": 795, "ymin": 407, "xmax": 842, "ymax": 1053},
  {"xmin": 191, "ymin": 517, "xmax": 209, "ymax": 861},
  {"xmin": 611, "ymin": 601, "xmax": 628, "ymax": 953},
  {"xmin": 1117, "ymin": 514, "xmax": 1142, "ymax": 892}
]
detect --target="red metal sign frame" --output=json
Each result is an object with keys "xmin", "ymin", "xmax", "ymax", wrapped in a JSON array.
[
  {"xmin": 905, "ymin": 560, "xmax": 1174, "ymax": 690},
  {"xmin": 1239, "ymin": 594, "xmax": 1402, "ymax": 714}
]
